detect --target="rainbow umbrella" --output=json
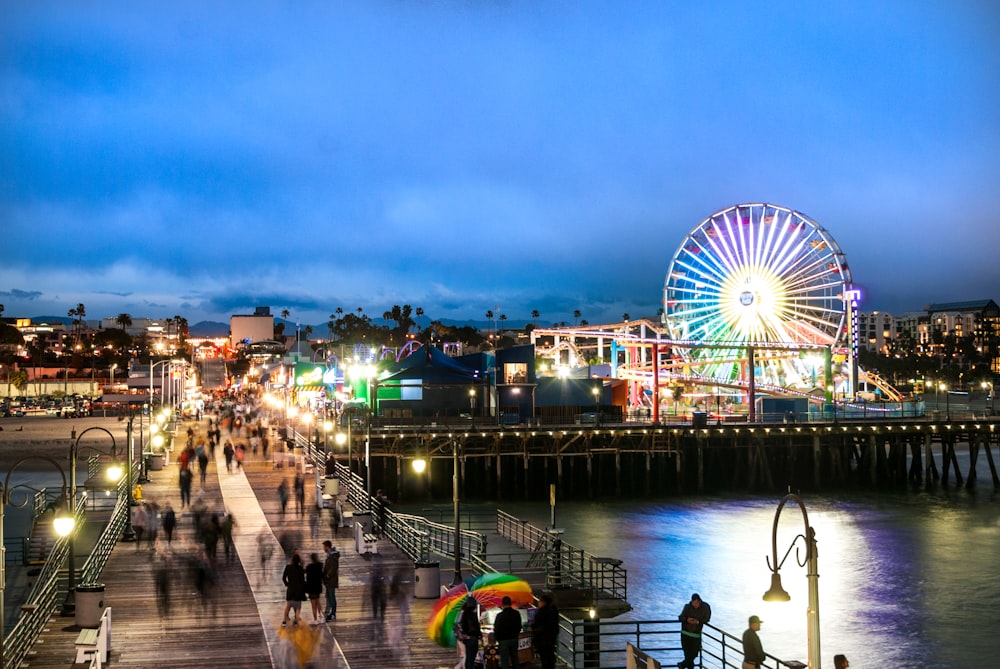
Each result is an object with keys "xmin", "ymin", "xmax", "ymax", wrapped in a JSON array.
[{"xmin": 426, "ymin": 573, "xmax": 533, "ymax": 648}]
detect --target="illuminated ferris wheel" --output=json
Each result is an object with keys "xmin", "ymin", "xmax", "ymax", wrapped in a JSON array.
[{"xmin": 663, "ymin": 203, "xmax": 852, "ymax": 388}]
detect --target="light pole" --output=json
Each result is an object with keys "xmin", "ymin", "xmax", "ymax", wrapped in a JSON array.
[
  {"xmin": 65, "ymin": 427, "xmax": 122, "ymax": 615},
  {"xmin": 940, "ymin": 382, "xmax": 949, "ymax": 421},
  {"xmin": 763, "ymin": 492, "xmax": 822, "ymax": 669},
  {"xmin": 149, "ymin": 359, "xmax": 176, "ymax": 409},
  {"xmin": 2, "ymin": 456, "xmax": 75, "ymax": 663},
  {"xmin": 469, "ymin": 387, "xmax": 476, "ymax": 429},
  {"xmin": 110, "ymin": 363, "xmax": 117, "ymax": 389},
  {"xmin": 450, "ymin": 439, "xmax": 463, "ymax": 587},
  {"xmin": 983, "ymin": 381, "xmax": 995, "ymax": 415},
  {"xmin": 591, "ymin": 385, "xmax": 600, "ymax": 425}
]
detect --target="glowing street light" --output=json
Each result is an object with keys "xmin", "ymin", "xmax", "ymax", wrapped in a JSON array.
[{"xmin": 763, "ymin": 492, "xmax": 822, "ymax": 669}]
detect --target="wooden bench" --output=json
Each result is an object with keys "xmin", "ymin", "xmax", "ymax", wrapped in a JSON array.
[
  {"xmin": 362, "ymin": 533, "xmax": 378, "ymax": 554},
  {"xmin": 75, "ymin": 607, "xmax": 111, "ymax": 667}
]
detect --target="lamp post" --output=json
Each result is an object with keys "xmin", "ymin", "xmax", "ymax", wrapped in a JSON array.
[
  {"xmin": 763, "ymin": 492, "xmax": 822, "ymax": 669},
  {"xmin": 2, "ymin": 455, "xmax": 76, "ymax": 663},
  {"xmin": 591, "ymin": 385, "xmax": 600, "ymax": 426},
  {"xmin": 983, "ymin": 381, "xmax": 995, "ymax": 415},
  {"xmin": 65, "ymin": 427, "xmax": 122, "ymax": 615},
  {"xmin": 469, "ymin": 387, "xmax": 476, "ymax": 429},
  {"xmin": 940, "ymin": 382, "xmax": 949, "ymax": 421},
  {"xmin": 149, "ymin": 359, "xmax": 176, "ymax": 409},
  {"xmin": 450, "ymin": 439, "xmax": 463, "ymax": 587}
]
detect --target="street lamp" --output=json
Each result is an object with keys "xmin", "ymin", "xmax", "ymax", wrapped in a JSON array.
[
  {"xmin": 939, "ymin": 382, "xmax": 949, "ymax": 421},
  {"xmin": 65, "ymin": 427, "xmax": 123, "ymax": 614},
  {"xmin": 591, "ymin": 385, "xmax": 600, "ymax": 425},
  {"xmin": 981, "ymin": 381, "xmax": 995, "ymax": 415},
  {"xmin": 449, "ymin": 439, "xmax": 462, "ymax": 587},
  {"xmin": 763, "ymin": 492, "xmax": 822, "ymax": 669},
  {"xmin": 469, "ymin": 387, "xmax": 476, "ymax": 429},
  {"xmin": 1, "ymin": 454, "xmax": 76, "ymax": 659}
]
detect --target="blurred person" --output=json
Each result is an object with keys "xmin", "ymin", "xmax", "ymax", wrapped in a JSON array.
[{"xmin": 532, "ymin": 593, "xmax": 560, "ymax": 669}]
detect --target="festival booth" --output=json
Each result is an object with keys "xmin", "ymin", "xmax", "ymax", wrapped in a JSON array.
[{"xmin": 477, "ymin": 605, "xmax": 535, "ymax": 668}]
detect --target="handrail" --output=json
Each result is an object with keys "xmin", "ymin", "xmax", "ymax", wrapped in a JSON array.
[
  {"xmin": 562, "ymin": 617, "xmax": 805, "ymax": 669},
  {"xmin": 3, "ymin": 490, "xmax": 89, "ymax": 669},
  {"xmin": 497, "ymin": 509, "xmax": 627, "ymax": 601}
]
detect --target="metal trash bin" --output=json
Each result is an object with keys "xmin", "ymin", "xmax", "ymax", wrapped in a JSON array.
[
  {"xmin": 148, "ymin": 453, "xmax": 165, "ymax": 471},
  {"xmin": 324, "ymin": 476, "xmax": 340, "ymax": 496},
  {"xmin": 352, "ymin": 511, "xmax": 373, "ymax": 534},
  {"xmin": 75, "ymin": 583, "xmax": 105, "ymax": 627},
  {"xmin": 414, "ymin": 561, "xmax": 440, "ymax": 598},
  {"xmin": 692, "ymin": 411, "xmax": 708, "ymax": 428}
]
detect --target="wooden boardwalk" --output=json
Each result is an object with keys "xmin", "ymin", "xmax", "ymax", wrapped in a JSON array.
[{"xmin": 22, "ymin": 417, "xmax": 463, "ymax": 669}]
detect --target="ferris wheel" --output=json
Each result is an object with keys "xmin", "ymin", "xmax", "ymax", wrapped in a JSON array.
[{"xmin": 663, "ymin": 203, "xmax": 852, "ymax": 388}]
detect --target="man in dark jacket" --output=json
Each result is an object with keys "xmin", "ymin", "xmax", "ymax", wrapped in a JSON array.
[
  {"xmin": 322, "ymin": 540, "xmax": 339, "ymax": 621},
  {"xmin": 678, "ymin": 593, "xmax": 711, "ymax": 669},
  {"xmin": 531, "ymin": 592, "xmax": 560, "ymax": 669},
  {"xmin": 493, "ymin": 596, "xmax": 522, "ymax": 669},
  {"xmin": 742, "ymin": 615, "xmax": 765, "ymax": 669}
]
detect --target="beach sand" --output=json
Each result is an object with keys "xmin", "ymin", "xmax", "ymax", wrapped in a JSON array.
[{"xmin": 0, "ymin": 415, "xmax": 136, "ymax": 473}]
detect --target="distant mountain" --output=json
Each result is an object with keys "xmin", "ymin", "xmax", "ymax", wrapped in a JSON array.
[
  {"xmin": 30, "ymin": 315, "xmax": 74, "ymax": 325},
  {"xmin": 189, "ymin": 321, "xmax": 229, "ymax": 337}
]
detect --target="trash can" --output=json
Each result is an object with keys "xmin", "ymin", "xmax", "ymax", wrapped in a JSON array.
[
  {"xmin": 148, "ymin": 453, "xmax": 165, "ymax": 471},
  {"xmin": 324, "ymin": 476, "xmax": 340, "ymax": 496},
  {"xmin": 692, "ymin": 411, "xmax": 708, "ymax": 428},
  {"xmin": 353, "ymin": 511, "xmax": 373, "ymax": 534},
  {"xmin": 75, "ymin": 583, "xmax": 105, "ymax": 627},
  {"xmin": 414, "ymin": 561, "xmax": 440, "ymax": 598}
]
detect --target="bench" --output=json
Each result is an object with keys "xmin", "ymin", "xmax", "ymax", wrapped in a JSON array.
[
  {"xmin": 75, "ymin": 607, "xmax": 111, "ymax": 667},
  {"xmin": 362, "ymin": 533, "xmax": 378, "ymax": 554}
]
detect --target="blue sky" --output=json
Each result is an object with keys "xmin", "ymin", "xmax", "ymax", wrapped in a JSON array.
[{"xmin": 3, "ymin": 1, "xmax": 999, "ymax": 328}]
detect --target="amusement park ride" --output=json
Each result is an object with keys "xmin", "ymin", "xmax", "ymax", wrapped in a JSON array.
[{"xmin": 532, "ymin": 203, "xmax": 911, "ymax": 422}]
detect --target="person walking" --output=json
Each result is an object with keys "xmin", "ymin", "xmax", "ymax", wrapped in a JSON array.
[
  {"xmin": 741, "ymin": 615, "xmax": 765, "ymax": 669},
  {"xmin": 131, "ymin": 502, "xmax": 147, "ymax": 549},
  {"xmin": 305, "ymin": 552, "xmax": 324, "ymax": 625},
  {"xmin": 278, "ymin": 479, "xmax": 290, "ymax": 517},
  {"xmin": 223, "ymin": 440, "xmax": 235, "ymax": 473},
  {"xmin": 197, "ymin": 444, "xmax": 209, "ymax": 487},
  {"xmin": 678, "ymin": 592, "xmax": 711, "ymax": 669},
  {"xmin": 455, "ymin": 596, "xmax": 482, "ymax": 669},
  {"xmin": 369, "ymin": 560, "xmax": 387, "ymax": 622},
  {"xmin": 493, "ymin": 595, "xmax": 522, "ymax": 669},
  {"xmin": 293, "ymin": 472, "xmax": 305, "ymax": 516},
  {"xmin": 162, "ymin": 502, "xmax": 176, "ymax": 543},
  {"xmin": 179, "ymin": 467, "xmax": 193, "ymax": 508},
  {"xmin": 281, "ymin": 552, "xmax": 306, "ymax": 626},
  {"xmin": 532, "ymin": 592, "xmax": 559, "ymax": 669},
  {"xmin": 322, "ymin": 540, "xmax": 339, "ymax": 621}
]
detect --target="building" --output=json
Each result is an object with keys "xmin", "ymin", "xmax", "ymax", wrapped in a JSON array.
[{"xmin": 231, "ymin": 307, "xmax": 275, "ymax": 348}]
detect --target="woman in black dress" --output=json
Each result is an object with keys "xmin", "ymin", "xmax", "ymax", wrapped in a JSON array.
[
  {"xmin": 305, "ymin": 552, "xmax": 325, "ymax": 625},
  {"xmin": 281, "ymin": 552, "xmax": 306, "ymax": 625}
]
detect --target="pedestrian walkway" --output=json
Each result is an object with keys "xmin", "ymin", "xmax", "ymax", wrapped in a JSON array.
[{"xmin": 22, "ymin": 417, "xmax": 463, "ymax": 669}]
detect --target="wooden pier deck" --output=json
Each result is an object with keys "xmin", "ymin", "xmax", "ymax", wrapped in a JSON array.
[{"xmin": 22, "ymin": 418, "xmax": 462, "ymax": 669}]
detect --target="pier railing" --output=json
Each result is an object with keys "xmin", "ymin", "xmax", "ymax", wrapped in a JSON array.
[
  {"xmin": 563, "ymin": 617, "xmax": 804, "ymax": 669},
  {"xmin": 497, "ymin": 509, "xmax": 627, "ymax": 602}
]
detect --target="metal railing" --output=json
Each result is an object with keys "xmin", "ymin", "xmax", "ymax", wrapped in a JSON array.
[
  {"xmin": 4, "ymin": 458, "xmax": 133, "ymax": 669},
  {"xmin": 563, "ymin": 618, "xmax": 804, "ymax": 669},
  {"xmin": 497, "ymin": 509, "xmax": 627, "ymax": 601},
  {"xmin": 3, "ymin": 490, "xmax": 88, "ymax": 669}
]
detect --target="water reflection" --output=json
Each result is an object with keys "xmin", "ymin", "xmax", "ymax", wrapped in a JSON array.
[{"xmin": 502, "ymin": 488, "xmax": 1000, "ymax": 669}]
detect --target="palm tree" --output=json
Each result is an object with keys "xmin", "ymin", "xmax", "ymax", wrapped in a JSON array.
[
  {"xmin": 116, "ymin": 313, "xmax": 132, "ymax": 331},
  {"xmin": 416, "ymin": 307, "xmax": 424, "ymax": 333},
  {"xmin": 485, "ymin": 310, "xmax": 494, "ymax": 338},
  {"xmin": 68, "ymin": 303, "xmax": 86, "ymax": 345},
  {"xmin": 622, "ymin": 312, "xmax": 630, "ymax": 322},
  {"xmin": 499, "ymin": 314, "xmax": 507, "ymax": 336},
  {"xmin": 531, "ymin": 309, "xmax": 539, "ymax": 325},
  {"xmin": 573, "ymin": 310, "xmax": 581, "ymax": 325}
]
